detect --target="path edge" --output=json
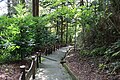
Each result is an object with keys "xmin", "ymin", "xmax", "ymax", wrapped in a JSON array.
[
  {"xmin": 61, "ymin": 46, "xmax": 78, "ymax": 80},
  {"xmin": 62, "ymin": 63, "xmax": 78, "ymax": 80}
]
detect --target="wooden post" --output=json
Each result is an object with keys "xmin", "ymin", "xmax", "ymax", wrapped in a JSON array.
[
  {"xmin": 20, "ymin": 65, "xmax": 26, "ymax": 80},
  {"xmin": 39, "ymin": 52, "xmax": 41, "ymax": 63},
  {"xmin": 39, "ymin": 50, "xmax": 41, "ymax": 63},
  {"xmin": 32, "ymin": 56, "xmax": 36, "ymax": 79},
  {"xmin": 54, "ymin": 45, "xmax": 56, "ymax": 51},
  {"xmin": 36, "ymin": 52, "xmax": 39, "ymax": 68},
  {"xmin": 46, "ymin": 48, "xmax": 48, "ymax": 56}
]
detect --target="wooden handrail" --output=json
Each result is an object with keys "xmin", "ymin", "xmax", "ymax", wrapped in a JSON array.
[
  {"xmin": 19, "ymin": 55, "xmax": 40, "ymax": 80},
  {"xmin": 32, "ymin": 56, "xmax": 36, "ymax": 79},
  {"xmin": 19, "ymin": 72, "xmax": 23, "ymax": 80},
  {"xmin": 19, "ymin": 65, "xmax": 26, "ymax": 80},
  {"xmin": 19, "ymin": 45, "xmax": 59, "ymax": 80}
]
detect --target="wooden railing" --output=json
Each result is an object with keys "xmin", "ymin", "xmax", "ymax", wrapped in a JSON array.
[
  {"xmin": 19, "ymin": 44, "xmax": 62, "ymax": 80},
  {"xmin": 19, "ymin": 52, "xmax": 41, "ymax": 80}
]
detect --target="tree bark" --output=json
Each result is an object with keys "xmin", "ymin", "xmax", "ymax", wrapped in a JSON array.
[
  {"xmin": 32, "ymin": 0, "xmax": 39, "ymax": 17},
  {"xmin": 7, "ymin": 0, "xmax": 11, "ymax": 17},
  {"xmin": 66, "ymin": 21, "xmax": 68, "ymax": 45},
  {"xmin": 56, "ymin": 20, "xmax": 59, "ymax": 35},
  {"xmin": 60, "ymin": 16, "xmax": 64, "ymax": 44}
]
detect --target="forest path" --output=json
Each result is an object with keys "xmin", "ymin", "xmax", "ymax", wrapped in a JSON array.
[{"xmin": 30, "ymin": 46, "xmax": 73, "ymax": 80}]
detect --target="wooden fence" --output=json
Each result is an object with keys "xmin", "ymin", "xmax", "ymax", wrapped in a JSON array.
[
  {"xmin": 18, "ymin": 44, "xmax": 64, "ymax": 80},
  {"xmin": 18, "ymin": 44, "xmax": 58, "ymax": 80},
  {"xmin": 19, "ymin": 52, "xmax": 41, "ymax": 80}
]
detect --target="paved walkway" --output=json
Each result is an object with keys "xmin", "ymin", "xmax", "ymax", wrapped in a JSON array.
[{"xmin": 31, "ymin": 46, "xmax": 72, "ymax": 80}]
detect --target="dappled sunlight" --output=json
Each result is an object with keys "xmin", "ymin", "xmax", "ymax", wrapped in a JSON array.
[
  {"xmin": 59, "ymin": 46, "xmax": 73, "ymax": 53},
  {"xmin": 59, "ymin": 49, "xmax": 67, "ymax": 53},
  {"xmin": 66, "ymin": 54, "xmax": 74, "ymax": 58},
  {"xmin": 1, "ymin": 0, "xmax": 119, "ymax": 80},
  {"xmin": 32, "ymin": 47, "xmax": 72, "ymax": 80}
]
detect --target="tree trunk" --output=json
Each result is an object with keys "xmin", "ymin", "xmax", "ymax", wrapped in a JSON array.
[
  {"xmin": 56, "ymin": 20, "xmax": 59, "ymax": 35},
  {"xmin": 32, "ymin": 0, "xmax": 39, "ymax": 17},
  {"xmin": 66, "ymin": 21, "xmax": 68, "ymax": 45},
  {"xmin": 60, "ymin": 16, "xmax": 64, "ymax": 44},
  {"xmin": 74, "ymin": 24, "xmax": 77, "ymax": 51},
  {"xmin": 7, "ymin": 0, "xmax": 11, "ymax": 17}
]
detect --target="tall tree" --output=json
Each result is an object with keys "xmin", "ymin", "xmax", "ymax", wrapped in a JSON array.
[
  {"xmin": 7, "ymin": 0, "xmax": 11, "ymax": 17},
  {"xmin": 60, "ymin": 16, "xmax": 64, "ymax": 44},
  {"xmin": 32, "ymin": 0, "xmax": 39, "ymax": 17}
]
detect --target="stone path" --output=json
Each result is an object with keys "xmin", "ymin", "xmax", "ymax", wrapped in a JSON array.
[{"xmin": 31, "ymin": 46, "xmax": 72, "ymax": 80}]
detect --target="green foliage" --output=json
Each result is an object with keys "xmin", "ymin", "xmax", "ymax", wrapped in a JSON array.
[
  {"xmin": 76, "ymin": 4, "xmax": 104, "ymax": 51},
  {"xmin": 90, "ymin": 46, "xmax": 106, "ymax": 56},
  {"xmin": 110, "ymin": 62, "xmax": 120, "ymax": 74},
  {"xmin": 39, "ymin": 0, "xmax": 78, "ymax": 44},
  {"xmin": 0, "ymin": 16, "xmax": 21, "ymax": 62},
  {"xmin": 38, "ymin": 0, "xmax": 120, "ymax": 74},
  {"xmin": 77, "ymin": 1, "xmax": 119, "ymax": 59},
  {"xmin": 105, "ymin": 40, "xmax": 120, "ymax": 59},
  {"xmin": 98, "ymin": 63, "xmax": 107, "ymax": 71},
  {"xmin": 79, "ymin": 49, "xmax": 91, "ymax": 56},
  {"xmin": 98, "ymin": 62, "xmax": 120, "ymax": 74},
  {"xmin": 0, "ymin": 4, "xmax": 36, "ymax": 62},
  {"xmin": 76, "ymin": 5, "xmax": 100, "ymax": 26},
  {"xmin": 33, "ymin": 15, "xmax": 57, "ymax": 50},
  {"xmin": 0, "ymin": 4, "xmax": 58, "ymax": 62},
  {"xmin": 79, "ymin": 46, "xmax": 106, "ymax": 56}
]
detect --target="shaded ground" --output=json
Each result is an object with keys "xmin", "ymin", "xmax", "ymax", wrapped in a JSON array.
[
  {"xmin": 2, "ymin": 46, "xmax": 120, "ymax": 80},
  {"xmin": 0, "ymin": 60, "xmax": 31, "ymax": 80},
  {"xmin": 30, "ymin": 46, "xmax": 72, "ymax": 80},
  {"xmin": 65, "ymin": 50, "xmax": 120, "ymax": 80},
  {"xmin": 0, "ymin": 46, "xmax": 72, "ymax": 80}
]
